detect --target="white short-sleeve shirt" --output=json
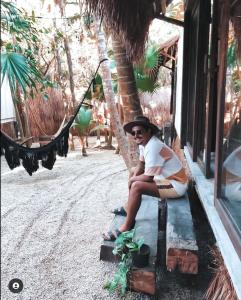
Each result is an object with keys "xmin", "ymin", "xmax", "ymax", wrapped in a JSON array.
[{"xmin": 139, "ymin": 136, "xmax": 188, "ymax": 196}]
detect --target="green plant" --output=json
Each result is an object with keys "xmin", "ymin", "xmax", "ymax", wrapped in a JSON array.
[
  {"xmin": 71, "ymin": 106, "xmax": 92, "ymax": 133},
  {"xmin": 109, "ymin": 44, "xmax": 161, "ymax": 94},
  {"xmin": 104, "ymin": 229, "xmax": 144, "ymax": 295},
  {"xmin": 1, "ymin": 52, "xmax": 42, "ymax": 99},
  {"xmin": 1, "ymin": 1, "xmax": 55, "ymax": 101}
]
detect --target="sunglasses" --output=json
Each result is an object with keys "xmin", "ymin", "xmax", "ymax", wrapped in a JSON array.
[{"xmin": 130, "ymin": 129, "xmax": 145, "ymax": 137}]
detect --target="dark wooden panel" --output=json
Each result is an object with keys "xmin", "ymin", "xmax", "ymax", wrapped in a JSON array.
[
  {"xmin": 214, "ymin": 0, "xmax": 230, "ymax": 198},
  {"xmin": 203, "ymin": 0, "xmax": 219, "ymax": 178}
]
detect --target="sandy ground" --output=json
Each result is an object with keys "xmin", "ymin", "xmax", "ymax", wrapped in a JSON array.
[
  {"xmin": 1, "ymin": 137, "xmax": 213, "ymax": 300},
  {"xmin": 1, "ymin": 137, "xmax": 152, "ymax": 300}
]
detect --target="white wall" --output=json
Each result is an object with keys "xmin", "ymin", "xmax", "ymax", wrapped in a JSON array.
[{"xmin": 1, "ymin": 76, "xmax": 16, "ymax": 123}]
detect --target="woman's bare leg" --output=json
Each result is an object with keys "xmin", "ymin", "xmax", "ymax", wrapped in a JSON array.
[
  {"xmin": 121, "ymin": 167, "xmax": 138, "ymax": 211},
  {"xmin": 119, "ymin": 181, "xmax": 160, "ymax": 232}
]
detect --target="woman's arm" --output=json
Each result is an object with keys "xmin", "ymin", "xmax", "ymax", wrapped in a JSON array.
[
  {"xmin": 133, "ymin": 160, "xmax": 145, "ymax": 176},
  {"xmin": 129, "ymin": 174, "xmax": 154, "ymax": 184}
]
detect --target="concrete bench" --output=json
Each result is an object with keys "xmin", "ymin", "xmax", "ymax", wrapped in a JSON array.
[
  {"xmin": 166, "ymin": 193, "xmax": 198, "ymax": 274},
  {"xmin": 100, "ymin": 195, "xmax": 159, "ymax": 295}
]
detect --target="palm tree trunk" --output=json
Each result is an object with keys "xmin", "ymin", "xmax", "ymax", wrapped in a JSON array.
[
  {"xmin": 24, "ymin": 101, "xmax": 32, "ymax": 142},
  {"xmin": 14, "ymin": 101, "xmax": 24, "ymax": 139},
  {"xmin": 16, "ymin": 85, "xmax": 31, "ymax": 144},
  {"xmin": 52, "ymin": 16, "xmax": 68, "ymax": 114},
  {"xmin": 112, "ymin": 35, "xmax": 143, "ymax": 166},
  {"xmin": 94, "ymin": 21, "xmax": 130, "ymax": 169},
  {"xmin": 57, "ymin": 0, "xmax": 76, "ymax": 110},
  {"xmin": 63, "ymin": 36, "xmax": 76, "ymax": 109},
  {"xmin": 107, "ymin": 124, "xmax": 113, "ymax": 147},
  {"xmin": 96, "ymin": 126, "xmax": 101, "ymax": 147},
  {"xmin": 53, "ymin": 18, "xmax": 62, "ymax": 83},
  {"xmin": 104, "ymin": 129, "xmax": 108, "ymax": 144}
]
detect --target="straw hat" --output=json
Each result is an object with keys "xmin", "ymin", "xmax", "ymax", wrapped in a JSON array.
[{"xmin": 123, "ymin": 116, "xmax": 159, "ymax": 134}]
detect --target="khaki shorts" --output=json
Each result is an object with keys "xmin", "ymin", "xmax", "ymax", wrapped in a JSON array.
[{"xmin": 155, "ymin": 179, "xmax": 179, "ymax": 199}]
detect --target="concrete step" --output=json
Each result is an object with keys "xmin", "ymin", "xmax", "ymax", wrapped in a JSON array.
[
  {"xmin": 100, "ymin": 195, "xmax": 159, "ymax": 295},
  {"xmin": 166, "ymin": 194, "xmax": 198, "ymax": 274},
  {"xmin": 100, "ymin": 195, "xmax": 159, "ymax": 263}
]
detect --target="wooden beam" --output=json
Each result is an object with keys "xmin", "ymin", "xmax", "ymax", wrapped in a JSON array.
[
  {"xmin": 155, "ymin": 14, "xmax": 184, "ymax": 27},
  {"xmin": 129, "ymin": 270, "xmax": 156, "ymax": 295},
  {"xmin": 166, "ymin": 196, "xmax": 198, "ymax": 274},
  {"xmin": 167, "ymin": 248, "xmax": 198, "ymax": 274},
  {"xmin": 20, "ymin": 136, "xmax": 34, "ymax": 146}
]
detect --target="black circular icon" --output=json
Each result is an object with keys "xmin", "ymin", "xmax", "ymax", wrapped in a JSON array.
[{"xmin": 8, "ymin": 278, "xmax": 23, "ymax": 293}]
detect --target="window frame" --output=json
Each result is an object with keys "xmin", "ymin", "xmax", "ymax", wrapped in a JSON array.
[
  {"xmin": 182, "ymin": 0, "xmax": 241, "ymax": 258},
  {"xmin": 181, "ymin": 0, "xmax": 211, "ymax": 171},
  {"xmin": 201, "ymin": 0, "xmax": 219, "ymax": 178},
  {"xmin": 214, "ymin": 0, "xmax": 241, "ymax": 259}
]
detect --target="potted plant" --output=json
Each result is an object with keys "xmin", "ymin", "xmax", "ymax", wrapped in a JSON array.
[
  {"xmin": 132, "ymin": 243, "xmax": 150, "ymax": 268},
  {"xmin": 104, "ymin": 229, "xmax": 150, "ymax": 295}
]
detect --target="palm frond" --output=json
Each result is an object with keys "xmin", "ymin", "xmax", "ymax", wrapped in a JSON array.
[
  {"xmin": 144, "ymin": 45, "xmax": 159, "ymax": 70},
  {"xmin": 135, "ymin": 73, "xmax": 160, "ymax": 94},
  {"xmin": 1, "ymin": 0, "xmax": 39, "ymax": 56},
  {"xmin": 1, "ymin": 52, "xmax": 42, "ymax": 99},
  {"xmin": 1, "ymin": 1, "xmax": 34, "ymax": 42},
  {"xmin": 135, "ymin": 44, "xmax": 160, "ymax": 82},
  {"xmin": 134, "ymin": 43, "xmax": 161, "ymax": 94}
]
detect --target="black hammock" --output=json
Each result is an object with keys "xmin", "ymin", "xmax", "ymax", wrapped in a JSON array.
[{"xmin": 0, "ymin": 59, "xmax": 107, "ymax": 176}]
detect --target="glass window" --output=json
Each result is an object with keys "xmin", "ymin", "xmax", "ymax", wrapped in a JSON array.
[
  {"xmin": 182, "ymin": 0, "xmax": 210, "ymax": 163},
  {"xmin": 220, "ymin": 12, "xmax": 241, "ymax": 236}
]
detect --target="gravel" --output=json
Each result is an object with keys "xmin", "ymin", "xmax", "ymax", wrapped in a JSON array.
[
  {"xmin": 1, "ymin": 138, "xmax": 150, "ymax": 300},
  {"xmin": 1, "ymin": 137, "xmax": 212, "ymax": 300}
]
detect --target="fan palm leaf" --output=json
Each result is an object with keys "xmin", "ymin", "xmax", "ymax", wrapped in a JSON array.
[
  {"xmin": 1, "ymin": 52, "xmax": 42, "ymax": 99},
  {"xmin": 135, "ymin": 73, "xmax": 160, "ymax": 94},
  {"xmin": 134, "ymin": 43, "xmax": 161, "ymax": 94},
  {"xmin": 144, "ymin": 45, "xmax": 159, "ymax": 71}
]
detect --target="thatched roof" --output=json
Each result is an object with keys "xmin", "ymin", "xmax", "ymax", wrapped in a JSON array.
[
  {"xmin": 86, "ymin": 0, "xmax": 172, "ymax": 62},
  {"xmin": 27, "ymin": 88, "xmax": 65, "ymax": 138}
]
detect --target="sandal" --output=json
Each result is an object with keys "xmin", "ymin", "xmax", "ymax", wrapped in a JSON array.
[
  {"xmin": 103, "ymin": 229, "xmax": 122, "ymax": 241},
  {"xmin": 111, "ymin": 206, "xmax": 127, "ymax": 216},
  {"xmin": 102, "ymin": 221, "xmax": 136, "ymax": 241}
]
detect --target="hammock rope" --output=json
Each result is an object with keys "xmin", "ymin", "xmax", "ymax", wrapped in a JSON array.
[{"xmin": 0, "ymin": 59, "xmax": 107, "ymax": 175}]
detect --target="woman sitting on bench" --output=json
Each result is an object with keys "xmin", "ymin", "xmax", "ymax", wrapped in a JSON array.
[{"xmin": 103, "ymin": 116, "xmax": 188, "ymax": 241}]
